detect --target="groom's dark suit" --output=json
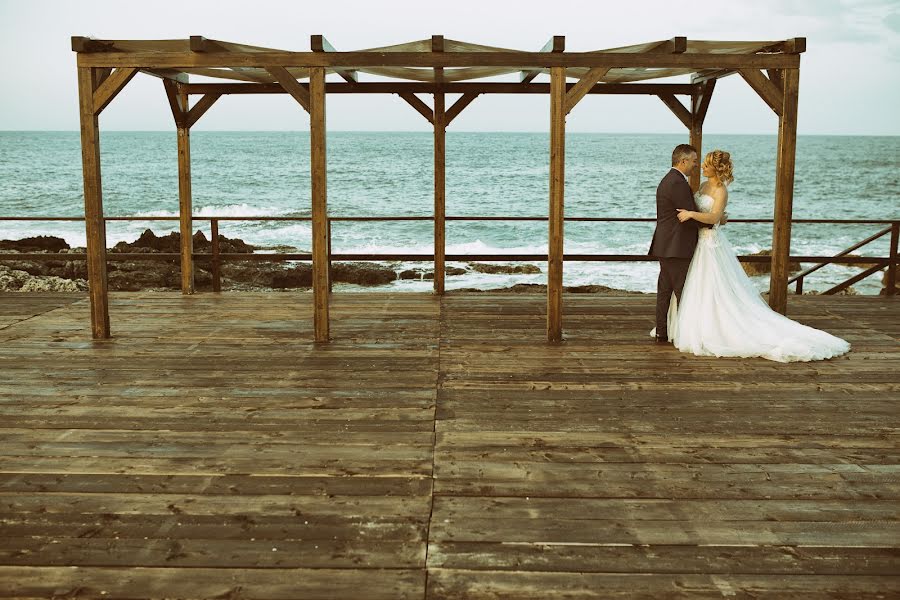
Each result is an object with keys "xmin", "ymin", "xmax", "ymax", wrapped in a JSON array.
[{"xmin": 648, "ymin": 168, "xmax": 711, "ymax": 340}]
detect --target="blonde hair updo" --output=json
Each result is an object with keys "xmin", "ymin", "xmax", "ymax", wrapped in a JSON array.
[{"xmin": 704, "ymin": 150, "xmax": 734, "ymax": 185}]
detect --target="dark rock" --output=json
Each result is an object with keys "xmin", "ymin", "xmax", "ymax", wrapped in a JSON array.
[
  {"xmin": 0, "ymin": 235, "xmax": 69, "ymax": 252},
  {"xmin": 742, "ymin": 249, "xmax": 802, "ymax": 276},
  {"xmin": 469, "ymin": 263, "xmax": 541, "ymax": 275},
  {"xmin": 111, "ymin": 229, "xmax": 255, "ymax": 255},
  {"xmin": 331, "ymin": 262, "xmax": 396, "ymax": 285}
]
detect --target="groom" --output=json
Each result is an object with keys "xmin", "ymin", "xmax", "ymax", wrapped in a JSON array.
[{"xmin": 648, "ymin": 144, "xmax": 710, "ymax": 343}]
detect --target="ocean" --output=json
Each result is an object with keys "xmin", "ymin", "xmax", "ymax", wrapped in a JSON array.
[{"xmin": 1, "ymin": 131, "xmax": 897, "ymax": 294}]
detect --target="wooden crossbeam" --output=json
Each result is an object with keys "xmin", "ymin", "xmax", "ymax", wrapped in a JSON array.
[
  {"xmin": 445, "ymin": 93, "xmax": 480, "ymax": 126},
  {"xmin": 767, "ymin": 68, "xmax": 783, "ymax": 90},
  {"xmin": 311, "ymin": 34, "xmax": 358, "ymax": 83},
  {"xmin": 184, "ymin": 82, "xmax": 697, "ymax": 95},
  {"xmin": 76, "ymin": 52, "xmax": 803, "ymax": 70},
  {"xmin": 398, "ymin": 92, "xmax": 434, "ymax": 124},
  {"xmin": 186, "ymin": 94, "xmax": 221, "ymax": 128},
  {"xmin": 658, "ymin": 94, "xmax": 692, "ymax": 129},
  {"xmin": 564, "ymin": 67, "xmax": 610, "ymax": 115},
  {"xmin": 520, "ymin": 36, "xmax": 564, "ymax": 83},
  {"xmin": 71, "ymin": 36, "xmax": 116, "ymax": 53},
  {"xmin": 738, "ymin": 69, "xmax": 784, "ymax": 116},
  {"xmin": 266, "ymin": 66, "xmax": 311, "ymax": 112},
  {"xmin": 91, "ymin": 67, "xmax": 137, "ymax": 115},
  {"xmin": 192, "ymin": 35, "xmax": 274, "ymax": 84},
  {"xmin": 432, "ymin": 35, "xmax": 444, "ymax": 86}
]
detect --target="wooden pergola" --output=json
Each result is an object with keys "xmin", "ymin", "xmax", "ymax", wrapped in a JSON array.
[{"xmin": 71, "ymin": 34, "xmax": 805, "ymax": 342}]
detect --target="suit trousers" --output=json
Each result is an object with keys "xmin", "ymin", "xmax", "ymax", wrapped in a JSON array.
[{"xmin": 656, "ymin": 257, "xmax": 691, "ymax": 338}]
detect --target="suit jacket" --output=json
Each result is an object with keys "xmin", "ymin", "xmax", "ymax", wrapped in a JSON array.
[{"xmin": 648, "ymin": 168, "xmax": 710, "ymax": 259}]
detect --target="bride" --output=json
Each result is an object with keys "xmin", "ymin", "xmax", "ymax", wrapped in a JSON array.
[{"xmin": 665, "ymin": 150, "xmax": 850, "ymax": 363}]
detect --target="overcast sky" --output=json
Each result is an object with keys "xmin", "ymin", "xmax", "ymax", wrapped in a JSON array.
[{"xmin": 1, "ymin": 0, "xmax": 898, "ymax": 135}]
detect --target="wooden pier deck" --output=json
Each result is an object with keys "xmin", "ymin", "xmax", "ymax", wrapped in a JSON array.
[{"xmin": 0, "ymin": 292, "xmax": 897, "ymax": 599}]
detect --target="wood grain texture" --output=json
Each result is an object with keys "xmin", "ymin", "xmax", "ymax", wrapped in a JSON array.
[
  {"xmin": 547, "ymin": 67, "xmax": 566, "ymax": 342},
  {"xmin": 76, "ymin": 67, "xmax": 110, "ymax": 339},
  {"xmin": 0, "ymin": 292, "xmax": 896, "ymax": 598},
  {"xmin": 769, "ymin": 68, "xmax": 800, "ymax": 314}
]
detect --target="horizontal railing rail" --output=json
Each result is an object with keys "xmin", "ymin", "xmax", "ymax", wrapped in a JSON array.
[{"xmin": 1, "ymin": 215, "xmax": 897, "ymax": 295}]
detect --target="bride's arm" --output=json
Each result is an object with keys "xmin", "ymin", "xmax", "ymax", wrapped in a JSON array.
[{"xmin": 677, "ymin": 189, "xmax": 727, "ymax": 225}]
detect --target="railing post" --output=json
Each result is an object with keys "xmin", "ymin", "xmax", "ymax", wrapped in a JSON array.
[
  {"xmin": 327, "ymin": 217, "xmax": 333, "ymax": 294},
  {"xmin": 211, "ymin": 218, "xmax": 221, "ymax": 293},
  {"xmin": 887, "ymin": 221, "xmax": 899, "ymax": 296},
  {"xmin": 795, "ymin": 276, "xmax": 803, "ymax": 296}
]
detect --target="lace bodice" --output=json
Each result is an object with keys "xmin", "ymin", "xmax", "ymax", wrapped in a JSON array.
[
  {"xmin": 695, "ymin": 192, "xmax": 715, "ymax": 213},
  {"xmin": 695, "ymin": 193, "xmax": 719, "ymax": 240}
]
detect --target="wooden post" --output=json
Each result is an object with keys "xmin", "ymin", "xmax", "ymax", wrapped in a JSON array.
[
  {"xmin": 689, "ymin": 91, "xmax": 703, "ymax": 193},
  {"xmin": 886, "ymin": 221, "xmax": 899, "ymax": 296},
  {"xmin": 177, "ymin": 84, "xmax": 194, "ymax": 294},
  {"xmin": 211, "ymin": 219, "xmax": 221, "ymax": 293},
  {"xmin": 310, "ymin": 66, "xmax": 329, "ymax": 341},
  {"xmin": 689, "ymin": 79, "xmax": 715, "ymax": 193},
  {"xmin": 77, "ymin": 67, "xmax": 110, "ymax": 339},
  {"xmin": 768, "ymin": 68, "xmax": 800, "ymax": 314},
  {"xmin": 433, "ymin": 35, "xmax": 446, "ymax": 295},
  {"xmin": 548, "ymin": 66, "xmax": 566, "ymax": 342},
  {"xmin": 434, "ymin": 94, "xmax": 446, "ymax": 294}
]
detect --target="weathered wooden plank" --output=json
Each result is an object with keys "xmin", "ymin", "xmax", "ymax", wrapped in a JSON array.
[
  {"xmin": 0, "ymin": 566, "xmax": 425, "ymax": 600},
  {"xmin": 429, "ymin": 543, "xmax": 900, "ymax": 575},
  {"xmin": 426, "ymin": 570, "xmax": 900, "ymax": 599}
]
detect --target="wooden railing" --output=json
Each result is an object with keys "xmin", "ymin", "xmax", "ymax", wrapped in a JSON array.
[{"xmin": 1, "ymin": 216, "xmax": 897, "ymax": 295}]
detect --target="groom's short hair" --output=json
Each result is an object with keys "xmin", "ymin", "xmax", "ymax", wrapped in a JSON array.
[{"xmin": 672, "ymin": 144, "xmax": 697, "ymax": 166}]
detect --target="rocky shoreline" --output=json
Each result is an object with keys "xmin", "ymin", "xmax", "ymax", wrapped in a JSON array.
[
  {"xmin": 0, "ymin": 230, "xmax": 638, "ymax": 294},
  {"xmin": 0, "ymin": 230, "xmax": 877, "ymax": 294}
]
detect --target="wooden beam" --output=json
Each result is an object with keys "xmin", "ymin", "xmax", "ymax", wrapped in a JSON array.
[
  {"xmin": 648, "ymin": 36, "xmax": 688, "ymax": 54},
  {"xmin": 310, "ymin": 67, "xmax": 329, "ymax": 342},
  {"xmin": 398, "ymin": 92, "xmax": 434, "ymax": 124},
  {"xmin": 265, "ymin": 66, "xmax": 310, "ymax": 112},
  {"xmin": 186, "ymin": 93, "xmax": 221, "ymax": 128},
  {"xmin": 311, "ymin": 34, "xmax": 358, "ymax": 83},
  {"xmin": 693, "ymin": 79, "xmax": 716, "ymax": 128},
  {"xmin": 163, "ymin": 79, "xmax": 187, "ymax": 127},
  {"xmin": 658, "ymin": 94, "xmax": 692, "ymax": 129},
  {"xmin": 739, "ymin": 69, "xmax": 784, "ymax": 116},
  {"xmin": 183, "ymin": 81, "xmax": 697, "ymax": 95},
  {"xmin": 689, "ymin": 79, "xmax": 716, "ymax": 191},
  {"xmin": 177, "ymin": 84, "xmax": 194, "ymax": 296},
  {"xmin": 141, "ymin": 68, "xmax": 190, "ymax": 83},
  {"xmin": 91, "ymin": 67, "xmax": 138, "ymax": 115},
  {"xmin": 520, "ymin": 35, "xmax": 565, "ymax": 83},
  {"xmin": 71, "ymin": 36, "xmax": 116, "ymax": 53},
  {"xmin": 78, "ymin": 50, "xmax": 802, "ymax": 70},
  {"xmin": 766, "ymin": 69, "xmax": 784, "ymax": 90},
  {"xmin": 433, "ymin": 35, "xmax": 445, "ymax": 295},
  {"xmin": 564, "ymin": 67, "xmax": 610, "ymax": 115},
  {"xmin": 77, "ymin": 67, "xmax": 110, "ymax": 339},
  {"xmin": 769, "ymin": 68, "xmax": 800, "ymax": 315},
  {"xmin": 548, "ymin": 66, "xmax": 565, "ymax": 343},
  {"xmin": 445, "ymin": 92, "xmax": 480, "ymax": 126},
  {"xmin": 783, "ymin": 37, "xmax": 807, "ymax": 53},
  {"xmin": 434, "ymin": 91, "xmax": 446, "ymax": 296}
]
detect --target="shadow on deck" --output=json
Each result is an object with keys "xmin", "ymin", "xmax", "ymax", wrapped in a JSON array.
[{"xmin": 0, "ymin": 292, "xmax": 898, "ymax": 598}]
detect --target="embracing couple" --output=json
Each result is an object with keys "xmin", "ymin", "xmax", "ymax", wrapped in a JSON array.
[{"xmin": 649, "ymin": 144, "xmax": 850, "ymax": 363}]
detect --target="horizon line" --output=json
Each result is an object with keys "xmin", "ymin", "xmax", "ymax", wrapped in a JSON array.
[{"xmin": 1, "ymin": 130, "xmax": 897, "ymax": 137}]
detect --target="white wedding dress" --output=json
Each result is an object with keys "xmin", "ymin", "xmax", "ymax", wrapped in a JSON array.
[{"xmin": 660, "ymin": 193, "xmax": 850, "ymax": 363}]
